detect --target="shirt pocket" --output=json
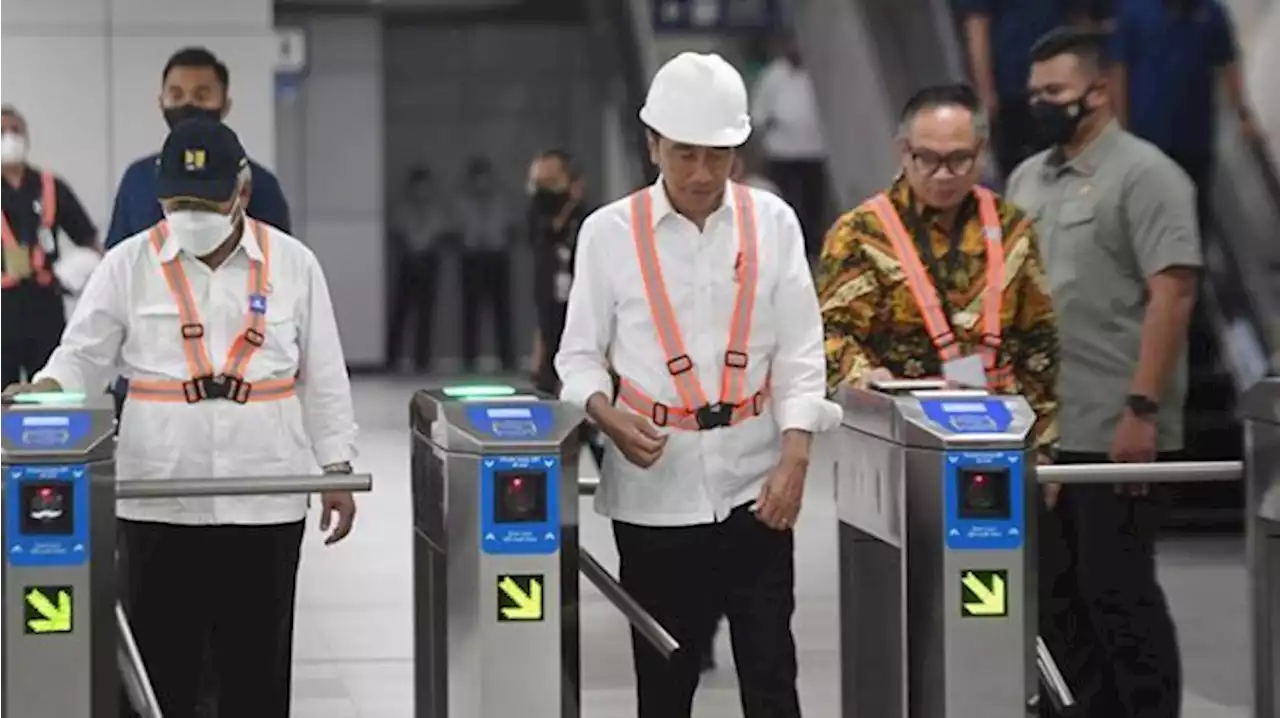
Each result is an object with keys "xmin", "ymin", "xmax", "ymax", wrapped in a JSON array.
[
  {"xmin": 1046, "ymin": 199, "xmax": 1098, "ymax": 288},
  {"xmin": 130, "ymin": 303, "xmax": 190, "ymax": 377},
  {"xmin": 258, "ymin": 304, "xmax": 300, "ymax": 369}
]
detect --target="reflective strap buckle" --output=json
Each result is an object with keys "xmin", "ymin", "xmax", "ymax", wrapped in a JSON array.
[
  {"xmin": 181, "ymin": 323, "xmax": 205, "ymax": 340},
  {"xmin": 651, "ymin": 402, "xmax": 670, "ymax": 427},
  {"xmin": 724, "ymin": 350, "xmax": 749, "ymax": 369},
  {"xmin": 182, "ymin": 374, "xmax": 251, "ymax": 404},
  {"xmin": 666, "ymin": 355, "xmax": 694, "ymax": 376},
  {"xmin": 694, "ymin": 403, "xmax": 733, "ymax": 431},
  {"xmin": 750, "ymin": 391, "xmax": 766, "ymax": 416},
  {"xmin": 244, "ymin": 327, "xmax": 265, "ymax": 348}
]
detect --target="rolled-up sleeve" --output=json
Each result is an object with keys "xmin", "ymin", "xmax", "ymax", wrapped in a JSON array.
[
  {"xmin": 34, "ymin": 252, "xmax": 127, "ymax": 392},
  {"xmin": 770, "ymin": 204, "xmax": 843, "ymax": 434},
  {"xmin": 1125, "ymin": 159, "xmax": 1203, "ymax": 277},
  {"xmin": 296, "ymin": 252, "xmax": 358, "ymax": 468},
  {"xmin": 554, "ymin": 213, "xmax": 616, "ymax": 409}
]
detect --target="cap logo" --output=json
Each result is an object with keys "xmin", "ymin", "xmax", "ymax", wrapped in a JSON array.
[{"xmin": 184, "ymin": 149, "xmax": 207, "ymax": 171}]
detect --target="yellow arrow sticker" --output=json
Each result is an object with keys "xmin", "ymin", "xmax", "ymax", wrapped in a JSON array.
[
  {"xmin": 497, "ymin": 574, "xmax": 544, "ymax": 622},
  {"xmin": 24, "ymin": 585, "xmax": 73, "ymax": 634},
  {"xmin": 960, "ymin": 570, "xmax": 1007, "ymax": 618}
]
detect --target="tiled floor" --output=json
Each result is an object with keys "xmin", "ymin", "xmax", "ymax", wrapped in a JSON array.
[{"xmin": 290, "ymin": 377, "xmax": 1254, "ymax": 717}]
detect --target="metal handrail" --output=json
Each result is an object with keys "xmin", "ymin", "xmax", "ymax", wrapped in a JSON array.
[
  {"xmin": 579, "ymin": 475, "xmax": 600, "ymax": 496},
  {"xmin": 579, "ymin": 548, "xmax": 681, "ymax": 659},
  {"xmin": 116, "ymin": 473, "xmax": 373, "ymax": 499},
  {"xmin": 117, "ymin": 602, "xmax": 163, "ymax": 718},
  {"xmin": 1037, "ymin": 636, "xmax": 1076, "ymax": 712},
  {"xmin": 1037, "ymin": 460, "xmax": 1243, "ymax": 485}
]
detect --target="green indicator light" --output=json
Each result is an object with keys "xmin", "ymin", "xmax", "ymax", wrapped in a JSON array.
[
  {"xmin": 9, "ymin": 392, "xmax": 88, "ymax": 406},
  {"xmin": 441, "ymin": 384, "xmax": 518, "ymax": 398}
]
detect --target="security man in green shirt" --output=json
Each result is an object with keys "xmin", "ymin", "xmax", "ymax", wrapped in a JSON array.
[{"xmin": 1006, "ymin": 28, "xmax": 1200, "ymax": 718}]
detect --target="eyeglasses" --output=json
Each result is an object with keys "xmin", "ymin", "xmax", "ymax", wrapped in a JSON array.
[{"xmin": 907, "ymin": 146, "xmax": 980, "ymax": 177}]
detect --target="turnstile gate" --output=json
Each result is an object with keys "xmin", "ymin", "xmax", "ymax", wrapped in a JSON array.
[
  {"xmin": 410, "ymin": 385, "xmax": 678, "ymax": 718},
  {"xmin": 834, "ymin": 381, "xmax": 1039, "ymax": 718},
  {"xmin": 2, "ymin": 393, "xmax": 120, "ymax": 717},
  {"xmin": 411, "ymin": 387, "xmax": 586, "ymax": 717},
  {"xmin": 1242, "ymin": 376, "xmax": 1280, "ymax": 717},
  {"xmin": 2, "ymin": 392, "xmax": 375, "ymax": 718}
]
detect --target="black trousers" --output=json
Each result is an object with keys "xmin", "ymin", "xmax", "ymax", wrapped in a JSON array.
[
  {"xmin": 117, "ymin": 520, "xmax": 305, "ymax": 718},
  {"xmin": 767, "ymin": 159, "xmax": 828, "ymax": 260},
  {"xmin": 1038, "ymin": 452, "xmax": 1183, "ymax": 718},
  {"xmin": 460, "ymin": 250, "xmax": 514, "ymax": 370},
  {"xmin": 1, "ymin": 306, "xmax": 63, "ymax": 386},
  {"xmin": 386, "ymin": 249, "xmax": 441, "ymax": 370},
  {"xmin": 1166, "ymin": 150, "xmax": 1214, "ymax": 231},
  {"xmin": 613, "ymin": 503, "xmax": 801, "ymax": 718}
]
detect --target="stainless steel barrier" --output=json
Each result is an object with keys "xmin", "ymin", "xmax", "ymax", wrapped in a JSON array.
[
  {"xmin": 1037, "ymin": 461, "xmax": 1244, "ymax": 484},
  {"xmin": 116, "ymin": 473, "xmax": 372, "ymax": 498},
  {"xmin": 410, "ymin": 385, "xmax": 680, "ymax": 718}
]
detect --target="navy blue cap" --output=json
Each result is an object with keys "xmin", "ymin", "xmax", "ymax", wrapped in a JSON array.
[{"xmin": 155, "ymin": 118, "xmax": 247, "ymax": 203}]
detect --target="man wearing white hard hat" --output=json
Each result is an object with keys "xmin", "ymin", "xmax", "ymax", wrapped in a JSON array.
[{"xmin": 556, "ymin": 52, "xmax": 840, "ymax": 717}]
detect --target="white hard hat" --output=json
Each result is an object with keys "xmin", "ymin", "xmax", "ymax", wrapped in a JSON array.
[{"xmin": 639, "ymin": 52, "xmax": 751, "ymax": 148}]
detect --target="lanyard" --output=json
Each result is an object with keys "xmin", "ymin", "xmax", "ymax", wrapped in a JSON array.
[{"xmin": 904, "ymin": 198, "xmax": 967, "ymax": 320}]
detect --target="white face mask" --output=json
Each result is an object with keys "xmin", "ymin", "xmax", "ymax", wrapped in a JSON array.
[
  {"xmin": 165, "ymin": 200, "xmax": 240, "ymax": 257},
  {"xmin": 1, "ymin": 133, "xmax": 29, "ymax": 165}
]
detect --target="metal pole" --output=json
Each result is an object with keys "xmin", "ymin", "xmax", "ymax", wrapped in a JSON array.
[
  {"xmin": 117, "ymin": 602, "xmax": 164, "ymax": 718},
  {"xmin": 579, "ymin": 475, "xmax": 599, "ymax": 496},
  {"xmin": 578, "ymin": 548, "xmax": 681, "ymax": 659},
  {"xmin": 1037, "ymin": 635, "xmax": 1076, "ymax": 712},
  {"xmin": 115, "ymin": 473, "xmax": 373, "ymax": 499},
  {"xmin": 1037, "ymin": 461, "xmax": 1243, "ymax": 485}
]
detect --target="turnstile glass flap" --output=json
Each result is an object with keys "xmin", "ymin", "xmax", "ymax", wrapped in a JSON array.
[
  {"xmin": 410, "ymin": 387, "xmax": 586, "ymax": 455},
  {"xmin": 838, "ymin": 383, "xmax": 1036, "ymax": 450},
  {"xmin": 0, "ymin": 394, "xmax": 117, "ymax": 462}
]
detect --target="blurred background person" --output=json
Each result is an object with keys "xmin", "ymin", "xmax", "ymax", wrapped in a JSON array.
[
  {"xmin": 751, "ymin": 33, "xmax": 829, "ymax": 258},
  {"xmin": 1, "ymin": 105, "xmax": 99, "ymax": 387},
  {"xmin": 386, "ymin": 165, "xmax": 453, "ymax": 373},
  {"xmin": 527, "ymin": 149, "xmax": 590, "ymax": 395},
  {"xmin": 456, "ymin": 155, "xmax": 518, "ymax": 373},
  {"xmin": 731, "ymin": 141, "xmax": 781, "ymax": 195},
  {"xmin": 1110, "ymin": 0, "xmax": 1261, "ymax": 226}
]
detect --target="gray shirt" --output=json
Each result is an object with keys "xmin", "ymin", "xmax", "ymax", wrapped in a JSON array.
[{"xmin": 1006, "ymin": 121, "xmax": 1202, "ymax": 453}]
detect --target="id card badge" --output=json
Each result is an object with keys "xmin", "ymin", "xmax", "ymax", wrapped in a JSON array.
[
  {"xmin": 37, "ymin": 227, "xmax": 57, "ymax": 254},
  {"xmin": 942, "ymin": 353, "xmax": 988, "ymax": 388}
]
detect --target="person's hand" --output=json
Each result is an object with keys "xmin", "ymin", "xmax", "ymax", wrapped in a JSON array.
[
  {"xmin": 755, "ymin": 456, "xmax": 807, "ymax": 530},
  {"xmin": 598, "ymin": 407, "xmax": 667, "ymax": 468},
  {"xmin": 1109, "ymin": 410, "xmax": 1156, "ymax": 497},
  {"xmin": 1036, "ymin": 451, "xmax": 1060, "ymax": 509},
  {"xmin": 2, "ymin": 377, "xmax": 62, "ymax": 398},
  {"xmin": 858, "ymin": 367, "xmax": 894, "ymax": 387},
  {"xmin": 319, "ymin": 490, "xmax": 357, "ymax": 545}
]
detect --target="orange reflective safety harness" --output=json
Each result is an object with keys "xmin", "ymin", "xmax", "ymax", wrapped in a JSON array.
[
  {"xmin": 614, "ymin": 183, "xmax": 770, "ymax": 431},
  {"xmin": 128, "ymin": 220, "xmax": 297, "ymax": 404},
  {"xmin": 1, "ymin": 170, "xmax": 57, "ymax": 290},
  {"xmin": 864, "ymin": 186, "xmax": 1013, "ymax": 390}
]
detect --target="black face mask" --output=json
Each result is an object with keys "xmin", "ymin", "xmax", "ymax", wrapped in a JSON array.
[
  {"xmin": 163, "ymin": 105, "xmax": 222, "ymax": 130},
  {"xmin": 1029, "ymin": 94, "xmax": 1092, "ymax": 146},
  {"xmin": 531, "ymin": 188, "xmax": 569, "ymax": 215}
]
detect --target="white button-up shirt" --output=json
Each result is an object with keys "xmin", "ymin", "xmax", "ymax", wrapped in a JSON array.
[
  {"xmin": 555, "ymin": 180, "xmax": 841, "ymax": 527},
  {"xmin": 751, "ymin": 59, "xmax": 827, "ymax": 160},
  {"xmin": 35, "ymin": 221, "xmax": 358, "ymax": 526}
]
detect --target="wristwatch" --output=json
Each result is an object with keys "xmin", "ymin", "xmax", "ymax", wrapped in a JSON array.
[
  {"xmin": 1125, "ymin": 394, "xmax": 1159, "ymax": 420},
  {"xmin": 323, "ymin": 461, "xmax": 354, "ymax": 474}
]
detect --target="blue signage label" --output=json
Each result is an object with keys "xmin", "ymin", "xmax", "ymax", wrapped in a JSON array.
[
  {"xmin": 480, "ymin": 454, "xmax": 561, "ymax": 555},
  {"xmin": 943, "ymin": 450, "xmax": 1025, "ymax": 551},
  {"xmin": 0, "ymin": 411, "xmax": 93, "ymax": 450},
  {"xmin": 920, "ymin": 398, "xmax": 1013, "ymax": 435},
  {"xmin": 4, "ymin": 464, "xmax": 91, "ymax": 567},
  {"xmin": 464, "ymin": 404, "xmax": 555, "ymax": 441}
]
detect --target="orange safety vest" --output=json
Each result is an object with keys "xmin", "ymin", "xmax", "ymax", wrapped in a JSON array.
[
  {"xmin": 127, "ymin": 220, "xmax": 297, "ymax": 404},
  {"xmin": 614, "ymin": 183, "xmax": 770, "ymax": 431},
  {"xmin": 864, "ymin": 186, "xmax": 1014, "ymax": 391},
  {"xmin": 1, "ymin": 170, "xmax": 58, "ymax": 290}
]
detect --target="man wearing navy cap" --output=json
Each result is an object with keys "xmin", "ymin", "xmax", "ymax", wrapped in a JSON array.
[{"xmin": 4, "ymin": 118, "xmax": 359, "ymax": 718}]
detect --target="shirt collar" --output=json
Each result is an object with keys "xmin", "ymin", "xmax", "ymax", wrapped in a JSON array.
[
  {"xmin": 647, "ymin": 176, "xmax": 739, "ymax": 225},
  {"xmin": 156, "ymin": 218, "xmax": 264, "ymax": 264},
  {"xmin": 1044, "ymin": 119, "xmax": 1122, "ymax": 178}
]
